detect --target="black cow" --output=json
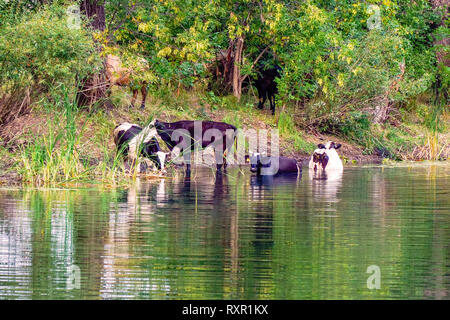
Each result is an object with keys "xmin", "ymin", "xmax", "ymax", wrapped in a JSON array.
[
  {"xmin": 113, "ymin": 122, "xmax": 167, "ymax": 173},
  {"xmin": 152, "ymin": 119, "xmax": 237, "ymax": 172},
  {"xmin": 247, "ymin": 152, "xmax": 301, "ymax": 176},
  {"xmin": 253, "ymin": 65, "xmax": 281, "ymax": 115}
]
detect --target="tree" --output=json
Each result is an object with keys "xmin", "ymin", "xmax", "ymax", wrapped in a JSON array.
[
  {"xmin": 76, "ymin": 0, "xmax": 108, "ymax": 107},
  {"xmin": 429, "ymin": 0, "xmax": 449, "ymax": 103},
  {"xmin": 81, "ymin": 0, "xmax": 106, "ymax": 31}
]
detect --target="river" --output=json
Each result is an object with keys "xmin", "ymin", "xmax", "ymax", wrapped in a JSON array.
[{"xmin": 0, "ymin": 163, "xmax": 448, "ymax": 299}]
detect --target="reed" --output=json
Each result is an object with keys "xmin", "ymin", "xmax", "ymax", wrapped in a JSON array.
[{"xmin": 15, "ymin": 87, "xmax": 132, "ymax": 186}]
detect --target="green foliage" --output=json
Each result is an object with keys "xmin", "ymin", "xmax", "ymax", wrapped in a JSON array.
[
  {"xmin": 223, "ymin": 113, "xmax": 243, "ymax": 129},
  {"xmin": 0, "ymin": 4, "xmax": 100, "ymax": 110},
  {"xmin": 0, "ymin": 0, "xmax": 41, "ymax": 26},
  {"xmin": 104, "ymin": 0, "xmax": 443, "ymax": 123},
  {"xmin": 0, "ymin": 0, "xmax": 447, "ymax": 174},
  {"xmin": 279, "ymin": 112, "xmax": 316, "ymax": 153},
  {"xmin": 278, "ymin": 112, "xmax": 296, "ymax": 136},
  {"xmin": 18, "ymin": 89, "xmax": 90, "ymax": 185},
  {"xmin": 291, "ymin": 134, "xmax": 316, "ymax": 154}
]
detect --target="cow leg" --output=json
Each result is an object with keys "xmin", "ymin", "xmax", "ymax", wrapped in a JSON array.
[
  {"xmin": 223, "ymin": 135, "xmax": 232, "ymax": 171},
  {"xmin": 223, "ymin": 144, "xmax": 228, "ymax": 171},
  {"xmin": 123, "ymin": 159, "xmax": 131, "ymax": 173},
  {"xmin": 213, "ymin": 135, "xmax": 229, "ymax": 173},
  {"xmin": 223, "ymin": 155, "xmax": 227, "ymax": 172},
  {"xmin": 216, "ymin": 148, "xmax": 224, "ymax": 172},
  {"xmin": 269, "ymin": 93, "xmax": 276, "ymax": 115},
  {"xmin": 257, "ymin": 91, "xmax": 266, "ymax": 109},
  {"xmin": 140, "ymin": 84, "xmax": 147, "ymax": 110},
  {"xmin": 130, "ymin": 88, "xmax": 138, "ymax": 109}
]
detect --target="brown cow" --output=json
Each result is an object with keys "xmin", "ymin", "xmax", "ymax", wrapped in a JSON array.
[{"xmin": 105, "ymin": 54, "xmax": 149, "ymax": 109}]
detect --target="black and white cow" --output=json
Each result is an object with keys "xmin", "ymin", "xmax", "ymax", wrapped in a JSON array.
[
  {"xmin": 113, "ymin": 122, "xmax": 167, "ymax": 173},
  {"xmin": 152, "ymin": 119, "xmax": 237, "ymax": 172},
  {"xmin": 247, "ymin": 152, "xmax": 301, "ymax": 176},
  {"xmin": 309, "ymin": 141, "xmax": 343, "ymax": 172}
]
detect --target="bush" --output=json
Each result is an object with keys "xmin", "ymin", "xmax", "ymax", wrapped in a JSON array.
[
  {"xmin": 317, "ymin": 30, "xmax": 407, "ymax": 118},
  {"xmin": 0, "ymin": 4, "xmax": 99, "ymax": 124}
]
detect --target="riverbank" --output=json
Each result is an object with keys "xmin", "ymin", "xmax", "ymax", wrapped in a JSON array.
[{"xmin": 0, "ymin": 88, "xmax": 448, "ymax": 186}]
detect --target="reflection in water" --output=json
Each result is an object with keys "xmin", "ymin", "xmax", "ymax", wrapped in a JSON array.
[
  {"xmin": 308, "ymin": 169, "xmax": 343, "ymax": 203},
  {"xmin": 100, "ymin": 178, "xmax": 173, "ymax": 298},
  {"xmin": 249, "ymin": 173, "xmax": 302, "ymax": 253},
  {"xmin": 0, "ymin": 195, "xmax": 33, "ymax": 299},
  {"xmin": 0, "ymin": 163, "xmax": 449, "ymax": 299}
]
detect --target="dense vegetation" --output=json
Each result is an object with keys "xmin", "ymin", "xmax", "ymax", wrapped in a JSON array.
[{"xmin": 0, "ymin": 0, "xmax": 448, "ymax": 184}]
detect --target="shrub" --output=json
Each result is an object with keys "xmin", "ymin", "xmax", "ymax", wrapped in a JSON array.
[{"xmin": 0, "ymin": 4, "xmax": 99, "ymax": 124}]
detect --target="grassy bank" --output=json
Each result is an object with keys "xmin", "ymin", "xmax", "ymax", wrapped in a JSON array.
[{"xmin": 0, "ymin": 86, "xmax": 448, "ymax": 186}]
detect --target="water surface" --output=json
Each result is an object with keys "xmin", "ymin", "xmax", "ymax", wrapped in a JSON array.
[{"xmin": 0, "ymin": 163, "xmax": 448, "ymax": 299}]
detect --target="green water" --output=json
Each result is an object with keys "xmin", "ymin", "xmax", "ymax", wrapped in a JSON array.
[{"xmin": 0, "ymin": 163, "xmax": 448, "ymax": 299}]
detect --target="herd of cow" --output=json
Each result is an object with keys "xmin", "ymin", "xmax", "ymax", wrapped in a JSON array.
[
  {"xmin": 108, "ymin": 54, "xmax": 344, "ymax": 178},
  {"xmin": 113, "ymin": 119, "xmax": 344, "ymax": 177}
]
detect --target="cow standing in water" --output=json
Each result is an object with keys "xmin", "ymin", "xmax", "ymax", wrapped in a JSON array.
[
  {"xmin": 309, "ymin": 141, "xmax": 343, "ymax": 172},
  {"xmin": 253, "ymin": 66, "xmax": 282, "ymax": 115},
  {"xmin": 247, "ymin": 153, "xmax": 301, "ymax": 176},
  {"xmin": 152, "ymin": 119, "xmax": 237, "ymax": 172},
  {"xmin": 105, "ymin": 54, "xmax": 149, "ymax": 109},
  {"xmin": 113, "ymin": 122, "xmax": 167, "ymax": 173}
]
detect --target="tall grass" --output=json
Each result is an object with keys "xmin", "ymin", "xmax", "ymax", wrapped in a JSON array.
[
  {"xmin": 278, "ymin": 111, "xmax": 315, "ymax": 154},
  {"xmin": 426, "ymin": 83, "xmax": 447, "ymax": 160},
  {"xmin": 17, "ymin": 87, "xmax": 129, "ymax": 186}
]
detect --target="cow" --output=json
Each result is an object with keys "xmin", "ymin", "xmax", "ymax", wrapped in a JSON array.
[
  {"xmin": 247, "ymin": 152, "xmax": 301, "ymax": 176},
  {"xmin": 309, "ymin": 141, "xmax": 343, "ymax": 172},
  {"xmin": 253, "ymin": 65, "xmax": 282, "ymax": 115},
  {"xmin": 152, "ymin": 119, "xmax": 237, "ymax": 172},
  {"xmin": 113, "ymin": 122, "xmax": 167, "ymax": 173},
  {"xmin": 105, "ymin": 54, "xmax": 149, "ymax": 109}
]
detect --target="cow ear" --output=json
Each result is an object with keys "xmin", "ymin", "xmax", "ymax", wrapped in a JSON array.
[
  {"xmin": 318, "ymin": 144, "xmax": 325, "ymax": 149},
  {"xmin": 334, "ymin": 143, "xmax": 342, "ymax": 149}
]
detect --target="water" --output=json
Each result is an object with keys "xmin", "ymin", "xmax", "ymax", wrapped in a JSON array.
[{"xmin": 0, "ymin": 163, "xmax": 448, "ymax": 300}]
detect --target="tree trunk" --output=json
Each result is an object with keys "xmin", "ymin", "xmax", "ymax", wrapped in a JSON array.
[
  {"xmin": 232, "ymin": 36, "xmax": 244, "ymax": 100},
  {"xmin": 77, "ymin": 0, "xmax": 108, "ymax": 107},
  {"xmin": 80, "ymin": 0, "xmax": 106, "ymax": 31}
]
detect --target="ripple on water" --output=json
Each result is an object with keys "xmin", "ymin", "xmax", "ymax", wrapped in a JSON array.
[{"xmin": 0, "ymin": 164, "xmax": 448, "ymax": 299}]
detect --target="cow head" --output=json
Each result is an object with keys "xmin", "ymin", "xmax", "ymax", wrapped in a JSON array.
[
  {"xmin": 248, "ymin": 152, "xmax": 262, "ymax": 173},
  {"xmin": 151, "ymin": 119, "xmax": 166, "ymax": 131},
  {"xmin": 310, "ymin": 141, "xmax": 342, "ymax": 171}
]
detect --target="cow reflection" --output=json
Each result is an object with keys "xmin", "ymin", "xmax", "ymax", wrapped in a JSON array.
[
  {"xmin": 172, "ymin": 168, "xmax": 229, "ymax": 207},
  {"xmin": 117, "ymin": 178, "xmax": 168, "ymax": 217},
  {"xmin": 248, "ymin": 173, "xmax": 301, "ymax": 252},
  {"xmin": 308, "ymin": 169, "xmax": 343, "ymax": 202},
  {"xmin": 250, "ymin": 172, "xmax": 301, "ymax": 190}
]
